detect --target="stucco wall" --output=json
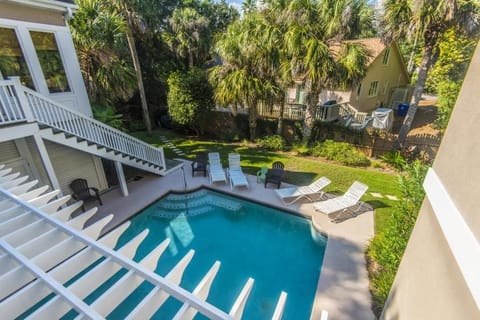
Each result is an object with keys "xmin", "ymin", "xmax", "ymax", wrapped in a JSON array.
[
  {"xmin": 0, "ymin": 2, "xmax": 66, "ymax": 26},
  {"xmin": 381, "ymin": 43, "xmax": 480, "ymax": 319},
  {"xmin": 382, "ymin": 201, "xmax": 479, "ymax": 319},
  {"xmin": 352, "ymin": 45, "xmax": 409, "ymax": 113}
]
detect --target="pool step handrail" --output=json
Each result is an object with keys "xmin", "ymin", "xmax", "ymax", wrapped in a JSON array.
[{"xmin": 272, "ymin": 291, "xmax": 288, "ymax": 320}]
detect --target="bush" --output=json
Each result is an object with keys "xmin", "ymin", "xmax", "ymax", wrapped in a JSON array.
[
  {"xmin": 92, "ymin": 104, "xmax": 126, "ymax": 131},
  {"xmin": 381, "ymin": 151, "xmax": 407, "ymax": 170},
  {"xmin": 256, "ymin": 135, "xmax": 287, "ymax": 151},
  {"xmin": 367, "ymin": 161, "xmax": 428, "ymax": 316},
  {"xmin": 311, "ymin": 140, "xmax": 370, "ymax": 167}
]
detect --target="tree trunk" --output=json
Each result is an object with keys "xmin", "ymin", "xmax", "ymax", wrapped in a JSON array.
[
  {"xmin": 125, "ymin": 27, "xmax": 152, "ymax": 135},
  {"xmin": 396, "ymin": 35, "xmax": 436, "ymax": 148},
  {"xmin": 188, "ymin": 49, "xmax": 194, "ymax": 69},
  {"xmin": 302, "ymin": 87, "xmax": 319, "ymax": 144},
  {"xmin": 248, "ymin": 100, "xmax": 258, "ymax": 141},
  {"xmin": 277, "ymin": 93, "xmax": 285, "ymax": 135}
]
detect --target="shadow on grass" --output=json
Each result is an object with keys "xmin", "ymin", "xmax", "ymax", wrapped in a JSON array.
[{"xmin": 366, "ymin": 199, "xmax": 391, "ymax": 210}]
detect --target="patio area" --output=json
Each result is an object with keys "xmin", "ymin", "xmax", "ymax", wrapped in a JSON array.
[{"xmin": 85, "ymin": 159, "xmax": 375, "ymax": 320}]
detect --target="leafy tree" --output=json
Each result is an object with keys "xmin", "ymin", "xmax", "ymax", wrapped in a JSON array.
[
  {"xmin": 434, "ymin": 81, "xmax": 462, "ymax": 131},
  {"xmin": 381, "ymin": 0, "xmax": 480, "ymax": 147},
  {"xmin": 70, "ymin": 0, "xmax": 136, "ymax": 105},
  {"xmin": 167, "ymin": 68, "xmax": 214, "ymax": 135}
]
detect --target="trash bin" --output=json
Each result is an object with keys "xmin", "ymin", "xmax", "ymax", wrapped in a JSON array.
[{"xmin": 397, "ymin": 103, "xmax": 409, "ymax": 116}]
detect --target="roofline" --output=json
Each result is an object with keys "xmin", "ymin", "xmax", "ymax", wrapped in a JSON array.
[{"xmin": 2, "ymin": 0, "xmax": 78, "ymax": 12}]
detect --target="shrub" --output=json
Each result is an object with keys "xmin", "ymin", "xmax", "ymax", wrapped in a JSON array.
[
  {"xmin": 311, "ymin": 140, "xmax": 370, "ymax": 167},
  {"xmin": 291, "ymin": 143, "xmax": 310, "ymax": 156},
  {"xmin": 256, "ymin": 135, "xmax": 286, "ymax": 151},
  {"xmin": 367, "ymin": 161, "xmax": 428, "ymax": 316},
  {"xmin": 92, "ymin": 104, "xmax": 126, "ymax": 131},
  {"xmin": 381, "ymin": 151, "xmax": 407, "ymax": 170}
]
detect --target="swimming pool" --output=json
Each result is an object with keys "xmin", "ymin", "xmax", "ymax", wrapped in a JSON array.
[{"xmin": 113, "ymin": 189, "xmax": 327, "ymax": 319}]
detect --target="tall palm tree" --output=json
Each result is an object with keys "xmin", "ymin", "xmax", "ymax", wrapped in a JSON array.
[
  {"xmin": 107, "ymin": 0, "xmax": 153, "ymax": 135},
  {"xmin": 210, "ymin": 13, "xmax": 279, "ymax": 140},
  {"xmin": 167, "ymin": 7, "xmax": 210, "ymax": 69},
  {"xmin": 381, "ymin": 0, "xmax": 480, "ymax": 147},
  {"xmin": 282, "ymin": 0, "xmax": 373, "ymax": 143},
  {"xmin": 70, "ymin": 0, "xmax": 136, "ymax": 105}
]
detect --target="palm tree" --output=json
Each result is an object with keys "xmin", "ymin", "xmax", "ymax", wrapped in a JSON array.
[
  {"xmin": 70, "ymin": 0, "xmax": 136, "ymax": 105},
  {"xmin": 381, "ymin": 0, "xmax": 480, "ymax": 147},
  {"xmin": 106, "ymin": 0, "xmax": 153, "ymax": 135},
  {"xmin": 167, "ymin": 7, "xmax": 210, "ymax": 69},
  {"xmin": 210, "ymin": 13, "xmax": 279, "ymax": 140},
  {"xmin": 282, "ymin": 0, "xmax": 373, "ymax": 143}
]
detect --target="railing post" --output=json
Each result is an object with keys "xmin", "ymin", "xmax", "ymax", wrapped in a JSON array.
[{"xmin": 9, "ymin": 77, "xmax": 35, "ymax": 122}]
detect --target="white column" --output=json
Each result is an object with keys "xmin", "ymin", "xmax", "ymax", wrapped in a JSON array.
[
  {"xmin": 114, "ymin": 161, "xmax": 128, "ymax": 197},
  {"xmin": 33, "ymin": 133, "xmax": 62, "ymax": 195},
  {"xmin": 14, "ymin": 138, "xmax": 41, "ymax": 180}
]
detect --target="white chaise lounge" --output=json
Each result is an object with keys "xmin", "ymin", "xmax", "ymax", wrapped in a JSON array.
[
  {"xmin": 208, "ymin": 152, "xmax": 227, "ymax": 184},
  {"xmin": 227, "ymin": 153, "xmax": 248, "ymax": 189},
  {"xmin": 313, "ymin": 181, "xmax": 368, "ymax": 222},
  {"xmin": 274, "ymin": 176, "xmax": 331, "ymax": 205}
]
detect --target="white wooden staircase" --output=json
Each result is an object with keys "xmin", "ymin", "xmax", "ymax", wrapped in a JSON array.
[
  {"xmin": 0, "ymin": 79, "xmax": 172, "ymax": 176},
  {"xmin": 0, "ymin": 164, "xmax": 288, "ymax": 319}
]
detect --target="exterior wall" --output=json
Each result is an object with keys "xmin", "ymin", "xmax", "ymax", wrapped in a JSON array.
[
  {"xmin": 351, "ymin": 44, "xmax": 409, "ymax": 113},
  {"xmin": 382, "ymin": 44, "xmax": 480, "ymax": 319},
  {"xmin": 0, "ymin": 2, "xmax": 66, "ymax": 26},
  {"xmin": 0, "ymin": 138, "xmax": 108, "ymax": 196}
]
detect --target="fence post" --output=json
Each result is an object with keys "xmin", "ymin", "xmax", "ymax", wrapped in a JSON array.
[{"xmin": 9, "ymin": 77, "xmax": 35, "ymax": 122}]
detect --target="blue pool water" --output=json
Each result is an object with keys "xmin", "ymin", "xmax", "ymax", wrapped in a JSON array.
[{"xmin": 112, "ymin": 189, "xmax": 327, "ymax": 319}]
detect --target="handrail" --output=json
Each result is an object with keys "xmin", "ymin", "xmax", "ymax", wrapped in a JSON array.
[
  {"xmin": 0, "ymin": 81, "xmax": 27, "ymax": 125},
  {"xmin": 0, "ymin": 79, "xmax": 164, "ymax": 169}
]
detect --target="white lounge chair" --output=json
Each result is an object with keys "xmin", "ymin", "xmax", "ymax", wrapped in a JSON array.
[
  {"xmin": 274, "ymin": 176, "xmax": 331, "ymax": 205},
  {"xmin": 227, "ymin": 153, "xmax": 248, "ymax": 189},
  {"xmin": 313, "ymin": 181, "xmax": 368, "ymax": 222},
  {"xmin": 208, "ymin": 152, "xmax": 227, "ymax": 184}
]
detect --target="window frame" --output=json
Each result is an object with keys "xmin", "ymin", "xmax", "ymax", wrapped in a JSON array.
[
  {"xmin": 382, "ymin": 47, "xmax": 391, "ymax": 65},
  {"xmin": 368, "ymin": 80, "xmax": 379, "ymax": 97}
]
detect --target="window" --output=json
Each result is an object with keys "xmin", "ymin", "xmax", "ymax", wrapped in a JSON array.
[
  {"xmin": 383, "ymin": 48, "xmax": 390, "ymax": 65},
  {"xmin": 368, "ymin": 81, "xmax": 378, "ymax": 96},
  {"xmin": 0, "ymin": 27, "xmax": 34, "ymax": 89},
  {"xmin": 30, "ymin": 31, "xmax": 70, "ymax": 93}
]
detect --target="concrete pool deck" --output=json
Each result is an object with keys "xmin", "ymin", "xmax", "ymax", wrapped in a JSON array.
[{"xmin": 86, "ymin": 160, "xmax": 375, "ymax": 320}]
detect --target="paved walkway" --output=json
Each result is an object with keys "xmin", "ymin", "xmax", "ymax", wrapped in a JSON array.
[{"xmin": 87, "ymin": 160, "xmax": 375, "ymax": 320}]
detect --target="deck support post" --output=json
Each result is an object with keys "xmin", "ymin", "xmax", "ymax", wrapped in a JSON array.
[
  {"xmin": 33, "ymin": 133, "xmax": 62, "ymax": 195},
  {"xmin": 114, "ymin": 161, "xmax": 128, "ymax": 197}
]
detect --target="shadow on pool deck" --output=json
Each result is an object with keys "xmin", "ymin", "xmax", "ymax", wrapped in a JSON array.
[{"xmin": 84, "ymin": 159, "xmax": 375, "ymax": 320}]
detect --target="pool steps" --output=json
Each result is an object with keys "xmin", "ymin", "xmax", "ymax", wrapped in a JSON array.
[{"xmin": 0, "ymin": 164, "xmax": 288, "ymax": 320}]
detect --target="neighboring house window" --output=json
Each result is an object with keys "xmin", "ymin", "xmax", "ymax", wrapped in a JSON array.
[
  {"xmin": 30, "ymin": 31, "xmax": 70, "ymax": 93},
  {"xmin": 356, "ymin": 83, "xmax": 362, "ymax": 100},
  {"xmin": 0, "ymin": 27, "xmax": 35, "ymax": 89},
  {"xmin": 383, "ymin": 48, "xmax": 390, "ymax": 65},
  {"xmin": 383, "ymin": 80, "xmax": 389, "ymax": 95},
  {"xmin": 368, "ymin": 81, "xmax": 378, "ymax": 96}
]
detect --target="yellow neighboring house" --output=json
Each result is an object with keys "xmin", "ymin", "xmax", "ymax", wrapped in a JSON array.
[{"xmin": 287, "ymin": 38, "xmax": 412, "ymax": 114}]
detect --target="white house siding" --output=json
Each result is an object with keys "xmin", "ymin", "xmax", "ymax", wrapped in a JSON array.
[{"xmin": 25, "ymin": 139, "xmax": 108, "ymax": 195}]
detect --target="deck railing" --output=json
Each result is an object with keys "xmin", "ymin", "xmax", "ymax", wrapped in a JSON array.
[
  {"xmin": 0, "ymin": 79, "xmax": 165, "ymax": 169},
  {"xmin": 216, "ymin": 101, "xmax": 367, "ymax": 123}
]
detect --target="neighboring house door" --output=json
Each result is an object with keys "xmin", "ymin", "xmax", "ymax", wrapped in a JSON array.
[
  {"xmin": 389, "ymin": 87, "xmax": 411, "ymax": 110},
  {"xmin": 0, "ymin": 19, "xmax": 92, "ymax": 116}
]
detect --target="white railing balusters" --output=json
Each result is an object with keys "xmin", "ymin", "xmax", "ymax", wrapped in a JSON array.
[{"xmin": 0, "ymin": 80, "xmax": 165, "ymax": 171}]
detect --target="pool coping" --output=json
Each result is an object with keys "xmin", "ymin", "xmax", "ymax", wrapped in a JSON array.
[{"xmin": 86, "ymin": 161, "xmax": 375, "ymax": 320}]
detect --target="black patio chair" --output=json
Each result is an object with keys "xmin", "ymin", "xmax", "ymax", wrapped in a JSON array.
[
  {"xmin": 191, "ymin": 152, "xmax": 208, "ymax": 177},
  {"xmin": 70, "ymin": 178, "xmax": 103, "ymax": 212},
  {"xmin": 264, "ymin": 161, "xmax": 285, "ymax": 189}
]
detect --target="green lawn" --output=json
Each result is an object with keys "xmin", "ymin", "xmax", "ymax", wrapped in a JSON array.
[{"xmin": 134, "ymin": 129, "xmax": 399, "ymax": 234}]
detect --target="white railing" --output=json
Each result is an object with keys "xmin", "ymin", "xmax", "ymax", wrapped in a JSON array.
[
  {"xmin": 338, "ymin": 103, "xmax": 368, "ymax": 123},
  {"xmin": 0, "ymin": 79, "xmax": 165, "ymax": 170},
  {"xmin": 0, "ymin": 81, "xmax": 28, "ymax": 124}
]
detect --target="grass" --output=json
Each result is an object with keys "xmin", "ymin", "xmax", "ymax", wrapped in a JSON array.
[{"xmin": 133, "ymin": 129, "xmax": 400, "ymax": 234}]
